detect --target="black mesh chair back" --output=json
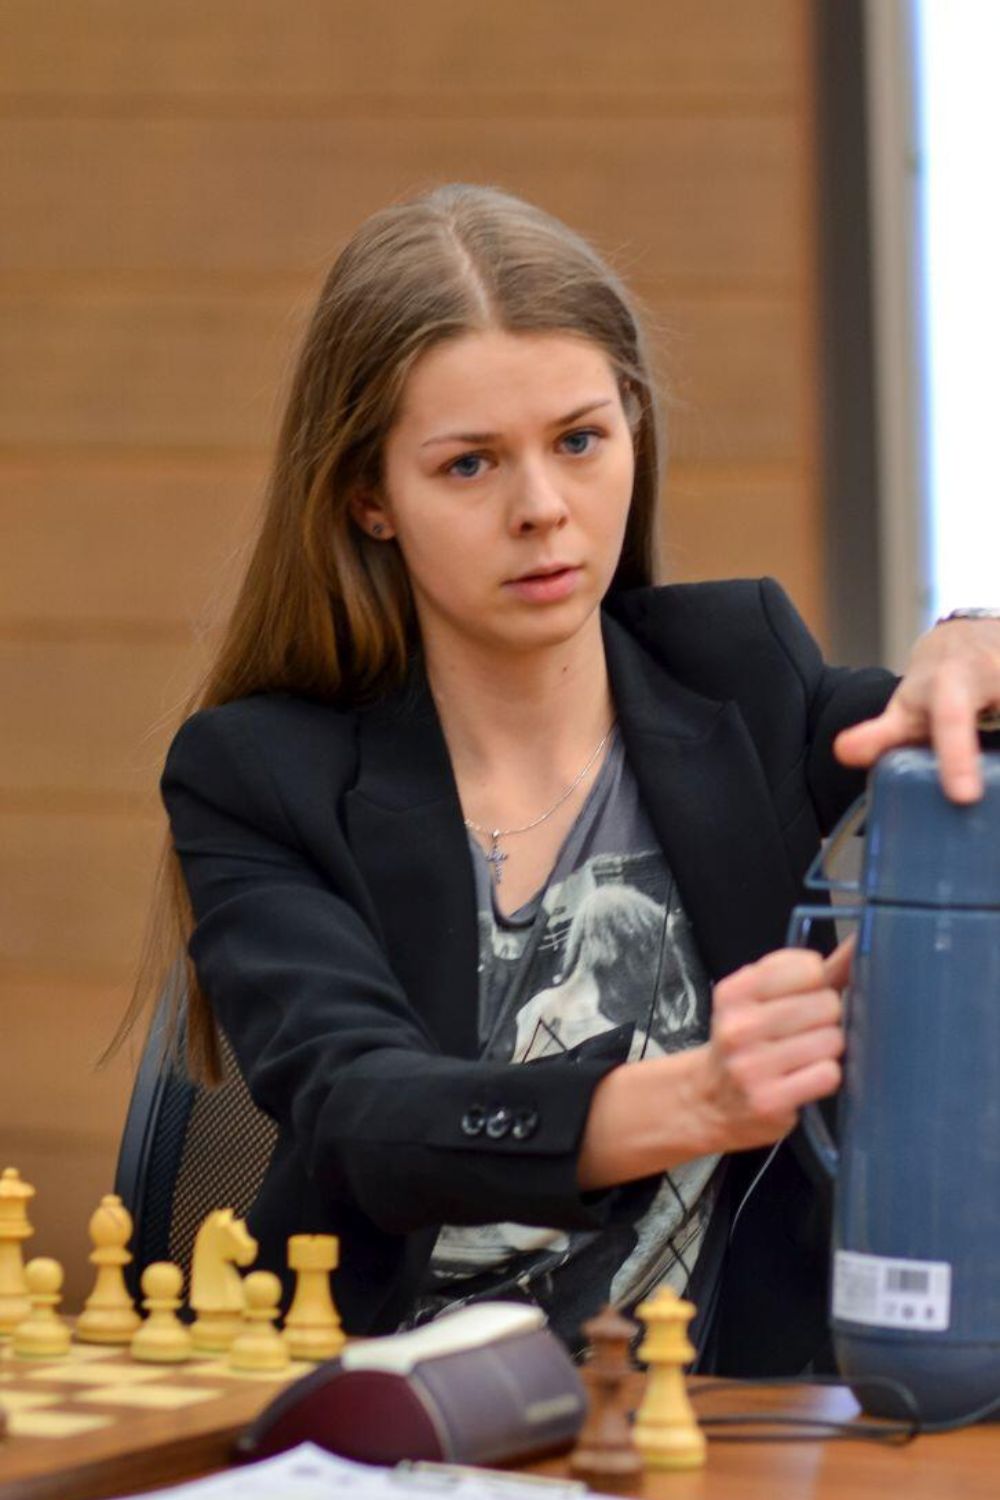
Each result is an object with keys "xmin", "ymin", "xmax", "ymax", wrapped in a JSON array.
[{"xmin": 114, "ymin": 999, "xmax": 278, "ymax": 1298}]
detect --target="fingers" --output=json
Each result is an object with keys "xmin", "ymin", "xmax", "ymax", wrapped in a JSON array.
[
  {"xmin": 834, "ymin": 617, "xmax": 1000, "ymax": 802},
  {"xmin": 822, "ymin": 934, "xmax": 855, "ymax": 991},
  {"xmin": 834, "ymin": 692, "xmax": 984, "ymax": 803},
  {"xmin": 706, "ymin": 944, "xmax": 851, "ymax": 1151},
  {"xmin": 833, "ymin": 698, "xmax": 919, "ymax": 767},
  {"xmin": 927, "ymin": 672, "xmax": 983, "ymax": 803},
  {"xmin": 714, "ymin": 987, "xmax": 842, "ymax": 1051},
  {"xmin": 745, "ymin": 1058, "xmax": 843, "ymax": 1122},
  {"xmin": 714, "ymin": 945, "xmax": 846, "ymax": 1009}
]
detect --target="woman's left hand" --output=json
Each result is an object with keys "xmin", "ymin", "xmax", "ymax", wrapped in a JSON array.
[{"xmin": 834, "ymin": 617, "xmax": 1000, "ymax": 803}]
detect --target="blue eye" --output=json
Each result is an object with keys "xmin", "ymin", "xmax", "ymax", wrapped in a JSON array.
[
  {"xmin": 446, "ymin": 453, "xmax": 486, "ymax": 479},
  {"xmin": 560, "ymin": 428, "xmax": 600, "ymax": 456}
]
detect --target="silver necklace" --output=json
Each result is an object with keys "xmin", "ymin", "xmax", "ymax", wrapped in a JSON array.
[{"xmin": 463, "ymin": 722, "xmax": 616, "ymax": 885}]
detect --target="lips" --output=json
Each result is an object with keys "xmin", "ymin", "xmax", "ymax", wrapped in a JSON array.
[
  {"xmin": 504, "ymin": 564, "xmax": 582, "ymax": 604},
  {"xmin": 509, "ymin": 563, "xmax": 577, "ymax": 584}
]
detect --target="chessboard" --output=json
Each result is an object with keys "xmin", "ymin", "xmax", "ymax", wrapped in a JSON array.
[{"xmin": 0, "ymin": 1337, "xmax": 308, "ymax": 1500}]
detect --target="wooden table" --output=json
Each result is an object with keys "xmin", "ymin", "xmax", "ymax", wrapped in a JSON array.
[
  {"xmin": 0, "ymin": 1339, "xmax": 300, "ymax": 1500},
  {"xmin": 1, "ymin": 1372, "xmax": 998, "ymax": 1500},
  {"xmin": 533, "ymin": 1378, "xmax": 1000, "ymax": 1500}
]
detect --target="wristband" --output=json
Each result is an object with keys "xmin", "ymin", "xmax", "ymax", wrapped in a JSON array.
[
  {"xmin": 932, "ymin": 610, "xmax": 1000, "ymax": 730},
  {"xmin": 934, "ymin": 607, "xmax": 1000, "ymax": 625}
]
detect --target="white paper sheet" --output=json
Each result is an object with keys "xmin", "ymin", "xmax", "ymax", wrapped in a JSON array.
[{"xmin": 111, "ymin": 1443, "xmax": 587, "ymax": 1500}]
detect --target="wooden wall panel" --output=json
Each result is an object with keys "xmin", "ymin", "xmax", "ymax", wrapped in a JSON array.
[
  {"xmin": 663, "ymin": 473, "xmax": 820, "ymax": 612},
  {"xmin": 3, "ymin": 977, "xmax": 137, "ymax": 1307},
  {"xmin": 0, "ymin": 641, "xmax": 204, "ymax": 796},
  {"xmin": 0, "ymin": 291, "xmax": 301, "ymax": 447},
  {"xmin": 3, "ymin": 980, "xmax": 136, "ymax": 1140},
  {"xmin": 0, "ymin": 812, "xmax": 161, "ymax": 975},
  {"xmin": 0, "ymin": 1, "xmax": 801, "ymax": 105},
  {"xmin": 0, "ymin": 118, "xmax": 800, "ymax": 282},
  {"xmin": 658, "ymin": 297, "xmax": 805, "ymax": 466},
  {"xmin": 0, "ymin": 1, "xmax": 822, "ymax": 1290},
  {"xmin": 0, "ymin": 465, "xmax": 258, "ymax": 626}
]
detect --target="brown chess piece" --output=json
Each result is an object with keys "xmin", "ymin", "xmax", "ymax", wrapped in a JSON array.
[{"xmin": 568, "ymin": 1304, "xmax": 642, "ymax": 1484}]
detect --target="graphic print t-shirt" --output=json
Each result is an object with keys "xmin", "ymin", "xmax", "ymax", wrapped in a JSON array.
[{"xmin": 412, "ymin": 730, "xmax": 721, "ymax": 1349}]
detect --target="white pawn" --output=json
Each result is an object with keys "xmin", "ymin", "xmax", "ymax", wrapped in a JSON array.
[
  {"xmin": 283, "ymin": 1235, "xmax": 345, "ymax": 1362},
  {"xmin": 0, "ymin": 1167, "xmax": 35, "ymax": 1338},
  {"xmin": 229, "ymin": 1271, "xmax": 289, "ymax": 1373},
  {"xmin": 76, "ymin": 1194, "xmax": 141, "ymax": 1345},
  {"xmin": 131, "ymin": 1263, "xmax": 192, "ymax": 1364},
  {"xmin": 13, "ymin": 1258, "xmax": 71, "ymax": 1359}
]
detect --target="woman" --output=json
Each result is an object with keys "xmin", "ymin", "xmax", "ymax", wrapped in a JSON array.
[{"xmin": 151, "ymin": 183, "xmax": 1000, "ymax": 1371}]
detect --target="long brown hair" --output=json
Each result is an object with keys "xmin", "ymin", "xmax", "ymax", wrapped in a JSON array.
[{"xmin": 122, "ymin": 183, "xmax": 667, "ymax": 1081}]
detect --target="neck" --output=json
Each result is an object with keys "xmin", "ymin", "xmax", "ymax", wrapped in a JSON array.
[{"xmin": 423, "ymin": 614, "xmax": 614, "ymax": 791}]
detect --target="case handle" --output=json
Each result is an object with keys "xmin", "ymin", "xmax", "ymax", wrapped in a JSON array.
[
  {"xmin": 803, "ymin": 791, "xmax": 868, "ymax": 895},
  {"xmin": 785, "ymin": 902, "xmax": 862, "ymax": 1180}
]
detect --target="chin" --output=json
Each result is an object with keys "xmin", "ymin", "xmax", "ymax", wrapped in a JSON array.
[{"xmin": 500, "ymin": 599, "xmax": 601, "ymax": 654}]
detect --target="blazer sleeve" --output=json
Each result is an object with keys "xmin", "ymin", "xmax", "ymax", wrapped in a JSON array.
[
  {"xmin": 756, "ymin": 577, "xmax": 898, "ymax": 834},
  {"xmin": 162, "ymin": 707, "xmax": 627, "ymax": 1238}
]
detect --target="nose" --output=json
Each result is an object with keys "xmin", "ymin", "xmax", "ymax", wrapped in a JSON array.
[{"xmin": 508, "ymin": 457, "xmax": 569, "ymax": 535}]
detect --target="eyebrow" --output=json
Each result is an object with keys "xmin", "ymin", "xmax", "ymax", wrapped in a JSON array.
[{"xmin": 419, "ymin": 398, "xmax": 615, "ymax": 448}]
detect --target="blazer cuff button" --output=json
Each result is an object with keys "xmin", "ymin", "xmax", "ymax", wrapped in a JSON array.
[
  {"xmin": 512, "ymin": 1108, "xmax": 539, "ymax": 1140},
  {"xmin": 485, "ymin": 1106, "xmax": 513, "ymax": 1139},
  {"xmin": 460, "ymin": 1105, "xmax": 486, "ymax": 1137}
]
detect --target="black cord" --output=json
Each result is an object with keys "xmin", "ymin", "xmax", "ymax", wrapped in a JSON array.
[
  {"xmin": 696, "ymin": 1415, "xmax": 912, "ymax": 1445},
  {"xmin": 682, "ymin": 1373, "xmax": 921, "ymax": 1445},
  {"xmin": 689, "ymin": 1370, "xmax": 1000, "ymax": 1437}
]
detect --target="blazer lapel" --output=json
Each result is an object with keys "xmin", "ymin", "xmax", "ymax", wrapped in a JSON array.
[
  {"xmin": 343, "ymin": 672, "xmax": 480, "ymax": 1059},
  {"xmin": 603, "ymin": 614, "xmax": 801, "ymax": 980}
]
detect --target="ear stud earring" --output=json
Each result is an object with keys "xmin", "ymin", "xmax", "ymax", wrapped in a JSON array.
[{"xmin": 371, "ymin": 524, "xmax": 385, "ymax": 537}]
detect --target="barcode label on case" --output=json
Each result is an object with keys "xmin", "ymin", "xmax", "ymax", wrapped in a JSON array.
[{"xmin": 833, "ymin": 1251, "xmax": 951, "ymax": 1331}]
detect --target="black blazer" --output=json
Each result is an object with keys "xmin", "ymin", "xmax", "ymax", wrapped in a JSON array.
[{"xmin": 162, "ymin": 578, "xmax": 895, "ymax": 1368}]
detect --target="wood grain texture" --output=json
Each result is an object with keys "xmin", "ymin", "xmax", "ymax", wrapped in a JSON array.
[
  {"xmin": 0, "ymin": 640, "xmax": 205, "ymax": 795},
  {"xmin": 0, "ymin": 978, "xmax": 135, "ymax": 1140},
  {"xmin": 0, "ymin": 810, "xmax": 162, "ymax": 974},
  {"xmin": 530, "ymin": 1379, "xmax": 1000, "ymax": 1499},
  {"xmin": 0, "ymin": 976, "xmax": 139, "ymax": 1307},
  {"xmin": 663, "ymin": 472, "xmax": 820, "ymax": 621},
  {"xmin": 0, "ymin": 1340, "xmax": 301, "ymax": 1499},
  {"xmin": 0, "ymin": 0, "xmax": 801, "ymax": 106},
  {"xmin": 0, "ymin": 463, "xmax": 258, "ymax": 627},
  {"xmin": 0, "ymin": 117, "xmax": 801, "ymax": 281}
]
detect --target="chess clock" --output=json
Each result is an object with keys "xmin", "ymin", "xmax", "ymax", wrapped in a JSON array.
[{"xmin": 236, "ymin": 1302, "xmax": 586, "ymax": 1467}]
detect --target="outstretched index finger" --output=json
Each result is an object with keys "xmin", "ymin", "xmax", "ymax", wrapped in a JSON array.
[{"xmin": 928, "ymin": 671, "xmax": 983, "ymax": 803}]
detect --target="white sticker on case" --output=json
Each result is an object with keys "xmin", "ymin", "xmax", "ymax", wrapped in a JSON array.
[{"xmin": 833, "ymin": 1250, "xmax": 952, "ymax": 1331}]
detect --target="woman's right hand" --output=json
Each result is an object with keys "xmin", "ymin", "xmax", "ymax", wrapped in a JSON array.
[
  {"xmin": 577, "ymin": 938, "xmax": 850, "ymax": 1192},
  {"xmin": 695, "ymin": 939, "xmax": 851, "ymax": 1154}
]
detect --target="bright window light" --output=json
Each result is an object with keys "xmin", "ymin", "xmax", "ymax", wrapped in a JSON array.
[{"xmin": 916, "ymin": 1, "xmax": 1000, "ymax": 617}]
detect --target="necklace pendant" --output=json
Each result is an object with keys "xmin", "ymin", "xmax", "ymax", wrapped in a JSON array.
[{"xmin": 485, "ymin": 836, "xmax": 508, "ymax": 885}]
